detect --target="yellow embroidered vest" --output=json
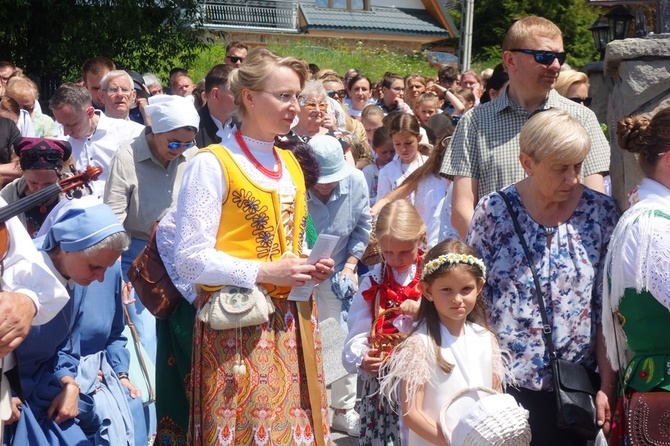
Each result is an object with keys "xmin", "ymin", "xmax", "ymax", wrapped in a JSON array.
[{"xmin": 199, "ymin": 144, "xmax": 307, "ymax": 299}]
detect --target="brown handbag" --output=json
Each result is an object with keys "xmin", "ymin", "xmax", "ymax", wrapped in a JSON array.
[
  {"xmin": 127, "ymin": 221, "xmax": 181, "ymax": 319},
  {"xmin": 627, "ymin": 390, "xmax": 670, "ymax": 445}
]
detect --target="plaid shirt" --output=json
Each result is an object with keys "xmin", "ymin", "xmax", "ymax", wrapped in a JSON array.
[{"xmin": 440, "ymin": 88, "xmax": 611, "ymax": 198}]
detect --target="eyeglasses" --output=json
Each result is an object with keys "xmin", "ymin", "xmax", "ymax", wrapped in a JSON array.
[
  {"xmin": 260, "ymin": 91, "xmax": 307, "ymax": 106},
  {"xmin": 326, "ymin": 89, "xmax": 346, "ymax": 98},
  {"xmin": 304, "ymin": 101, "xmax": 328, "ymax": 112},
  {"xmin": 510, "ymin": 49, "xmax": 567, "ymax": 66},
  {"xmin": 164, "ymin": 137, "xmax": 196, "ymax": 150},
  {"xmin": 226, "ymin": 56, "xmax": 244, "ymax": 63},
  {"xmin": 568, "ymin": 96, "xmax": 592, "ymax": 107},
  {"xmin": 389, "ymin": 86, "xmax": 405, "ymax": 92},
  {"xmin": 105, "ymin": 86, "xmax": 133, "ymax": 95}
]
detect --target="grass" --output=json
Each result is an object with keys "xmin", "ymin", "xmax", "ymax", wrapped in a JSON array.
[{"xmin": 187, "ymin": 39, "xmax": 439, "ymax": 83}]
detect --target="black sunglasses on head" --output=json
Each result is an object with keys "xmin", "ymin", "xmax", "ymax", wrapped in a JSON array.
[
  {"xmin": 569, "ymin": 96, "xmax": 592, "ymax": 107},
  {"xmin": 510, "ymin": 49, "xmax": 567, "ymax": 66}
]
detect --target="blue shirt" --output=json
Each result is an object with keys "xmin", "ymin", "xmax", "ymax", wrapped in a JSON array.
[{"xmin": 307, "ymin": 169, "xmax": 371, "ymax": 272}]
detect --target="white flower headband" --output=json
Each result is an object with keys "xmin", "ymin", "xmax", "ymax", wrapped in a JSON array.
[{"xmin": 421, "ymin": 253, "xmax": 487, "ymax": 280}]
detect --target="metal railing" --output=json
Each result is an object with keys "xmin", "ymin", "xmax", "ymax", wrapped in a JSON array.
[{"xmin": 201, "ymin": 0, "xmax": 299, "ymax": 32}]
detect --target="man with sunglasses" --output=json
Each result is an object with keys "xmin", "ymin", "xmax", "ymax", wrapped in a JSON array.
[
  {"xmin": 224, "ymin": 41, "xmax": 248, "ymax": 68},
  {"xmin": 440, "ymin": 16, "xmax": 610, "ymax": 239}
]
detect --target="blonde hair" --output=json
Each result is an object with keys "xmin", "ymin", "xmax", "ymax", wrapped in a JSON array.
[
  {"xmin": 5, "ymin": 75, "xmax": 39, "ymax": 100},
  {"xmin": 519, "ymin": 109, "xmax": 590, "ymax": 164},
  {"xmin": 375, "ymin": 200, "xmax": 425, "ymax": 244},
  {"xmin": 554, "ymin": 70, "xmax": 589, "ymax": 97},
  {"xmin": 413, "ymin": 93, "xmax": 440, "ymax": 109},
  {"xmin": 502, "ymin": 16, "xmax": 562, "ymax": 52},
  {"xmin": 229, "ymin": 47, "xmax": 309, "ymax": 118}
]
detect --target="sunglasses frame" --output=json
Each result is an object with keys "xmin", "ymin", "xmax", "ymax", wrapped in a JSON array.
[
  {"xmin": 510, "ymin": 49, "xmax": 567, "ymax": 66},
  {"xmin": 166, "ymin": 140, "xmax": 196, "ymax": 150},
  {"xmin": 568, "ymin": 96, "xmax": 592, "ymax": 107},
  {"xmin": 226, "ymin": 56, "xmax": 244, "ymax": 63},
  {"xmin": 326, "ymin": 89, "xmax": 347, "ymax": 98}
]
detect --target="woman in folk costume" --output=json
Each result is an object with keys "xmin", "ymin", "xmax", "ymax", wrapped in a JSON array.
[
  {"xmin": 171, "ymin": 47, "xmax": 335, "ymax": 445},
  {"xmin": 603, "ymin": 108, "xmax": 670, "ymax": 444},
  {"xmin": 5, "ymin": 196, "xmax": 130, "ymax": 445}
]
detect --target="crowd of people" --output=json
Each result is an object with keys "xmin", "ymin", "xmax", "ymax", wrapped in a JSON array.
[{"xmin": 0, "ymin": 14, "xmax": 667, "ymax": 446}]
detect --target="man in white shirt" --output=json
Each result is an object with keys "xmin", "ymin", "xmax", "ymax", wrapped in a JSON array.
[
  {"xmin": 50, "ymin": 82, "xmax": 143, "ymax": 199},
  {"xmin": 99, "ymin": 70, "xmax": 136, "ymax": 121}
]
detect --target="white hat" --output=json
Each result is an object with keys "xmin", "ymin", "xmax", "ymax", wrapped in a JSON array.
[
  {"xmin": 308, "ymin": 135, "xmax": 354, "ymax": 184},
  {"xmin": 145, "ymin": 95, "xmax": 200, "ymax": 134}
]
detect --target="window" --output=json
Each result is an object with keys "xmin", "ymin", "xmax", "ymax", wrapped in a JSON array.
[{"xmin": 315, "ymin": 0, "xmax": 368, "ymax": 10}]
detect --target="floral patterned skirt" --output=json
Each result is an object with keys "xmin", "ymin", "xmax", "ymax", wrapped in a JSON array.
[
  {"xmin": 357, "ymin": 373, "xmax": 402, "ymax": 445},
  {"xmin": 188, "ymin": 298, "xmax": 330, "ymax": 446}
]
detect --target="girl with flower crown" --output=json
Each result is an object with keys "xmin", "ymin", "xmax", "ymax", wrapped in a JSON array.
[
  {"xmin": 344, "ymin": 200, "xmax": 425, "ymax": 444},
  {"xmin": 378, "ymin": 238, "xmax": 508, "ymax": 445}
]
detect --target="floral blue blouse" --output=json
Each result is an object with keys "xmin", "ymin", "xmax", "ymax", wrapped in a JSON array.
[{"xmin": 466, "ymin": 185, "xmax": 619, "ymax": 390}]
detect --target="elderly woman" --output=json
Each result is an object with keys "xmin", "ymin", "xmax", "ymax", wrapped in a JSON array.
[
  {"xmin": 290, "ymin": 80, "xmax": 355, "ymax": 165},
  {"xmin": 5, "ymin": 75, "xmax": 59, "ymax": 137},
  {"xmin": 1, "ymin": 138, "xmax": 72, "ymax": 237},
  {"xmin": 104, "ymin": 93, "xmax": 199, "ymax": 354},
  {"xmin": 603, "ymin": 108, "xmax": 670, "ymax": 444},
  {"xmin": 466, "ymin": 109, "xmax": 619, "ymax": 445},
  {"xmin": 169, "ymin": 47, "xmax": 334, "ymax": 445},
  {"xmin": 308, "ymin": 135, "xmax": 371, "ymax": 437},
  {"xmin": 5, "ymin": 197, "xmax": 131, "ymax": 445}
]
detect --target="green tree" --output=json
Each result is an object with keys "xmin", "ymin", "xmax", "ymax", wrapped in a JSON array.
[
  {"xmin": 0, "ymin": 0, "xmax": 205, "ymax": 82},
  {"xmin": 470, "ymin": 0, "xmax": 600, "ymax": 67}
]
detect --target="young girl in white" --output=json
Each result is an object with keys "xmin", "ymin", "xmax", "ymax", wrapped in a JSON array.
[
  {"xmin": 362, "ymin": 126, "xmax": 396, "ymax": 206},
  {"xmin": 375, "ymin": 113, "xmax": 428, "ymax": 203},
  {"xmin": 344, "ymin": 201, "xmax": 425, "ymax": 444},
  {"xmin": 380, "ymin": 239, "xmax": 506, "ymax": 445}
]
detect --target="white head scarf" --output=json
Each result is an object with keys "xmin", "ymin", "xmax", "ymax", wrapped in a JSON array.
[{"xmin": 145, "ymin": 95, "xmax": 200, "ymax": 134}]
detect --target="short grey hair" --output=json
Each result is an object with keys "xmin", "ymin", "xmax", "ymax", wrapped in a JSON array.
[
  {"xmin": 143, "ymin": 72, "xmax": 162, "ymax": 88},
  {"xmin": 100, "ymin": 70, "xmax": 134, "ymax": 91},
  {"xmin": 79, "ymin": 231, "xmax": 130, "ymax": 257},
  {"xmin": 519, "ymin": 109, "xmax": 590, "ymax": 163},
  {"xmin": 301, "ymin": 80, "xmax": 327, "ymax": 101},
  {"xmin": 49, "ymin": 82, "xmax": 92, "ymax": 113}
]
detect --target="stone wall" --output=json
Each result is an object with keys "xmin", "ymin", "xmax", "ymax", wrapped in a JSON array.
[{"xmin": 604, "ymin": 37, "xmax": 670, "ymax": 210}]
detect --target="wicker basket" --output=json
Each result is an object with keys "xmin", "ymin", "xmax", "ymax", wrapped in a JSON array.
[
  {"xmin": 361, "ymin": 222, "xmax": 382, "ymax": 266},
  {"xmin": 368, "ymin": 307, "xmax": 408, "ymax": 359},
  {"xmin": 440, "ymin": 386, "xmax": 532, "ymax": 446}
]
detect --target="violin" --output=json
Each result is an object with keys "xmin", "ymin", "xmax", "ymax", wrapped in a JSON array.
[{"xmin": 0, "ymin": 165, "xmax": 102, "ymax": 261}]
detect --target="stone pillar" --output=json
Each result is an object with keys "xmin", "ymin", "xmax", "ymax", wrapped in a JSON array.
[
  {"xmin": 583, "ymin": 61, "xmax": 608, "ymax": 125},
  {"xmin": 604, "ymin": 37, "xmax": 670, "ymax": 210}
]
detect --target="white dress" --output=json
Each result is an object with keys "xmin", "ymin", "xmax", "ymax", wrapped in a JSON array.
[{"xmin": 380, "ymin": 321, "xmax": 500, "ymax": 445}]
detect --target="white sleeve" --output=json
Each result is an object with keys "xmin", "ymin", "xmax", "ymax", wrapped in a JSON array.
[
  {"xmin": 173, "ymin": 152, "xmax": 262, "ymax": 288},
  {"xmin": 2, "ymin": 203, "xmax": 69, "ymax": 325},
  {"xmin": 343, "ymin": 275, "xmax": 374, "ymax": 373},
  {"xmin": 375, "ymin": 164, "xmax": 394, "ymax": 203},
  {"xmin": 633, "ymin": 216, "xmax": 670, "ymax": 310}
]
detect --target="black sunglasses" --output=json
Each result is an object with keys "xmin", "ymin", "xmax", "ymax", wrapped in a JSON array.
[
  {"xmin": 569, "ymin": 96, "xmax": 592, "ymax": 107},
  {"xmin": 226, "ymin": 56, "xmax": 244, "ymax": 63},
  {"xmin": 327, "ymin": 89, "xmax": 346, "ymax": 98},
  {"xmin": 510, "ymin": 49, "xmax": 567, "ymax": 66}
]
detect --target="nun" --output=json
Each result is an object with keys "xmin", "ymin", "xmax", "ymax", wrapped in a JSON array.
[{"xmin": 4, "ymin": 197, "xmax": 131, "ymax": 445}]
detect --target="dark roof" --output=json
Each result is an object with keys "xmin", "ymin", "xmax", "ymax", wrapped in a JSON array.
[{"xmin": 299, "ymin": 4, "xmax": 451, "ymax": 38}]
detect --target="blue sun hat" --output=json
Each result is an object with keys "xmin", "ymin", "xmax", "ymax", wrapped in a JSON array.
[
  {"xmin": 35, "ymin": 196, "xmax": 125, "ymax": 252},
  {"xmin": 308, "ymin": 135, "xmax": 355, "ymax": 184}
]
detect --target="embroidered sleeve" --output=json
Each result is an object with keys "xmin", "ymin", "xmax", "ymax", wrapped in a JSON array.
[
  {"xmin": 641, "ymin": 216, "xmax": 670, "ymax": 310},
  {"xmin": 173, "ymin": 153, "xmax": 261, "ymax": 288}
]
